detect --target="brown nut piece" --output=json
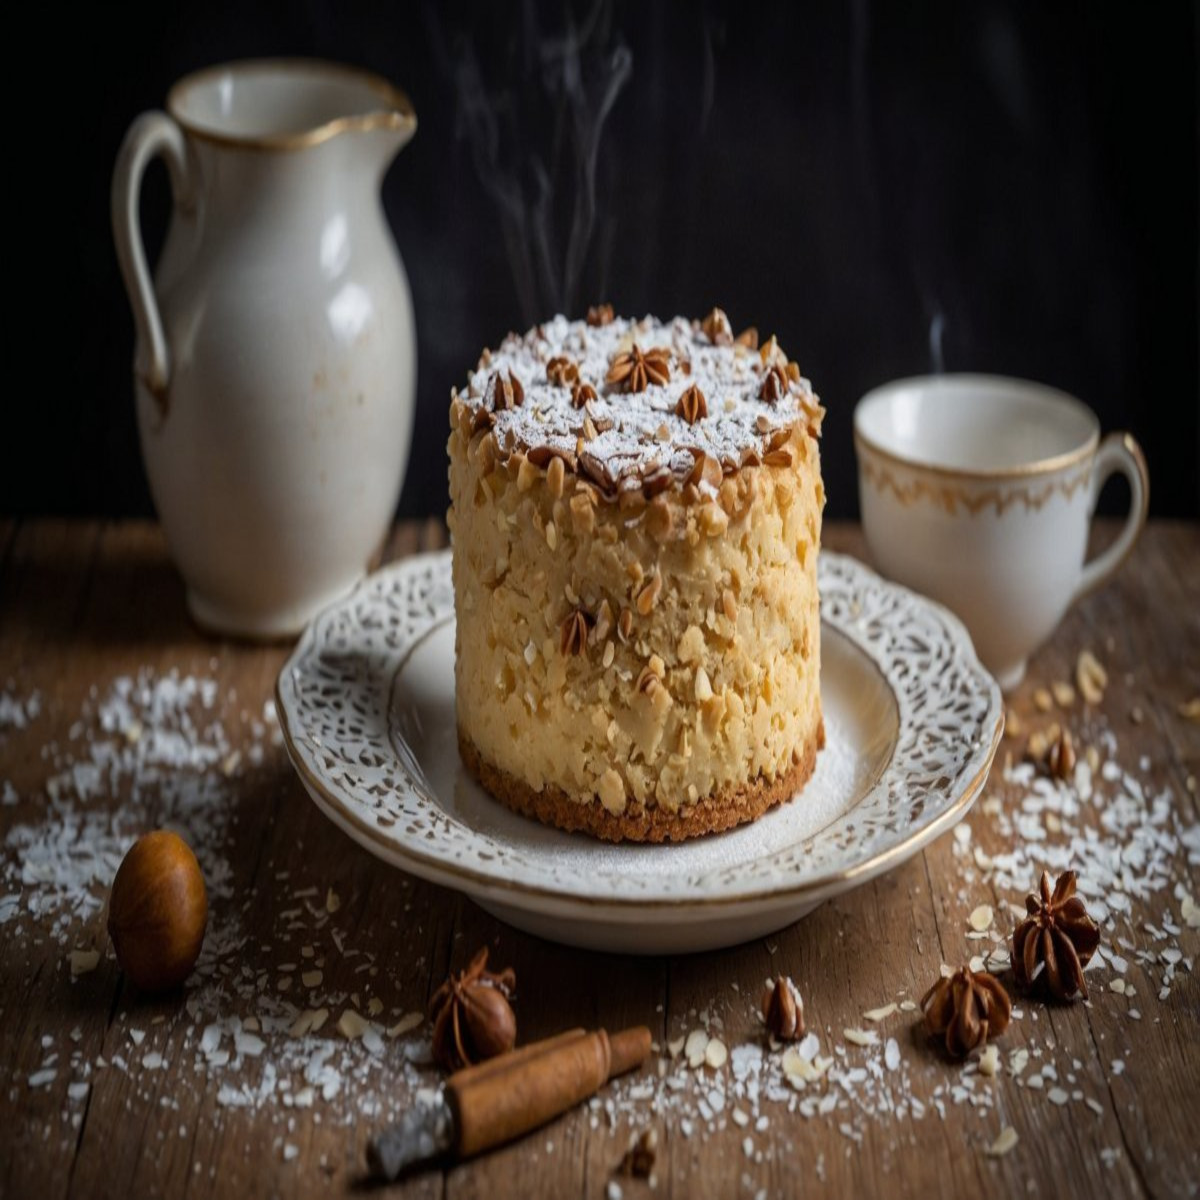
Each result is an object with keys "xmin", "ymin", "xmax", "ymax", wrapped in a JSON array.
[{"xmin": 107, "ymin": 830, "xmax": 208, "ymax": 993}]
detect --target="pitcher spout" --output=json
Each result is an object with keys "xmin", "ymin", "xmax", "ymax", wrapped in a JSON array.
[{"xmin": 167, "ymin": 59, "xmax": 416, "ymax": 155}]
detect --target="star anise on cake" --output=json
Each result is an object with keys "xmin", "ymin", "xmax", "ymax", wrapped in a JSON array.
[
  {"xmin": 921, "ymin": 966, "xmax": 1012, "ymax": 1059},
  {"xmin": 429, "ymin": 948, "xmax": 517, "ymax": 1071},
  {"xmin": 587, "ymin": 303, "xmax": 615, "ymax": 327},
  {"xmin": 675, "ymin": 383, "xmax": 707, "ymax": 425},
  {"xmin": 606, "ymin": 344, "xmax": 671, "ymax": 393},
  {"xmin": 700, "ymin": 307, "xmax": 733, "ymax": 345},
  {"xmin": 1012, "ymin": 870, "xmax": 1101, "ymax": 1000},
  {"xmin": 559, "ymin": 608, "xmax": 593, "ymax": 658},
  {"xmin": 486, "ymin": 370, "xmax": 525, "ymax": 412},
  {"xmin": 759, "ymin": 363, "xmax": 790, "ymax": 402},
  {"xmin": 571, "ymin": 381, "xmax": 598, "ymax": 409},
  {"xmin": 546, "ymin": 356, "xmax": 579, "ymax": 387}
]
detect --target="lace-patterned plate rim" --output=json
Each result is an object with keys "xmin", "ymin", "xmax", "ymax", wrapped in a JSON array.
[{"xmin": 276, "ymin": 550, "xmax": 1003, "ymax": 911}]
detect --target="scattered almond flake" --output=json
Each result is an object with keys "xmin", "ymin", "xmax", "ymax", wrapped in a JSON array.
[
  {"xmin": 129, "ymin": 1029, "xmax": 146, "ymax": 1046},
  {"xmin": 69, "ymin": 948, "xmax": 100, "ymax": 976},
  {"xmin": 843, "ymin": 1028, "xmax": 878, "ymax": 1048},
  {"xmin": 142, "ymin": 1051, "xmax": 164, "ymax": 1070},
  {"xmin": 1128, "ymin": 1009, "xmax": 1141, "ymax": 1021},
  {"xmin": 684, "ymin": 1029, "xmax": 710, "ymax": 1068},
  {"xmin": 1085, "ymin": 1097, "xmax": 1105, "ymax": 1116},
  {"xmin": 282, "ymin": 1144, "xmax": 299, "ymax": 1163},
  {"xmin": 1009, "ymin": 1048, "xmax": 1029, "ymax": 1076},
  {"xmin": 968, "ymin": 905, "xmax": 994, "ymax": 932},
  {"xmin": 299, "ymin": 968, "xmax": 322, "ymax": 989},
  {"xmin": 704, "ymin": 1037, "xmax": 728, "ymax": 1070},
  {"xmin": 863, "ymin": 1003, "xmax": 897, "ymax": 1023},
  {"xmin": 978, "ymin": 1046, "xmax": 1000, "ymax": 1077},
  {"xmin": 986, "ymin": 1127, "xmax": 1019, "ymax": 1157},
  {"xmin": 67, "ymin": 1081, "xmax": 89, "ymax": 1101},
  {"xmin": 898, "ymin": 999, "xmax": 918, "ymax": 1013},
  {"xmin": 1047, "ymin": 1087, "xmax": 1069, "ymax": 1106},
  {"xmin": 367, "ymin": 997, "xmax": 384, "ymax": 1018},
  {"xmin": 1109, "ymin": 978, "xmax": 1126, "ymax": 995},
  {"xmin": 731, "ymin": 1107, "xmax": 750, "ymax": 1127},
  {"xmin": 325, "ymin": 888, "xmax": 341, "ymax": 914},
  {"xmin": 387, "ymin": 1012, "xmax": 423, "ymax": 1038},
  {"xmin": 667, "ymin": 1035, "xmax": 685, "ymax": 1058},
  {"xmin": 337, "ymin": 1009, "xmax": 371, "ymax": 1040}
]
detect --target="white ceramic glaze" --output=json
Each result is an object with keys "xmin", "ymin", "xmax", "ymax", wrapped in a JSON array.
[
  {"xmin": 855, "ymin": 375, "xmax": 1148, "ymax": 691},
  {"xmin": 275, "ymin": 551, "xmax": 1002, "ymax": 954},
  {"xmin": 112, "ymin": 60, "xmax": 418, "ymax": 638}
]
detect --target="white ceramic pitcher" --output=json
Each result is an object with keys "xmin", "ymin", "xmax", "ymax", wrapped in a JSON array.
[{"xmin": 113, "ymin": 60, "xmax": 417, "ymax": 638}]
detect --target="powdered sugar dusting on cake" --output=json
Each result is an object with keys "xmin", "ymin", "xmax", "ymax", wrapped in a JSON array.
[{"xmin": 459, "ymin": 315, "xmax": 822, "ymax": 496}]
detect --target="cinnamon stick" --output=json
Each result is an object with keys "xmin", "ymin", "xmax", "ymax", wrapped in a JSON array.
[{"xmin": 449, "ymin": 1025, "xmax": 652, "ymax": 1159}]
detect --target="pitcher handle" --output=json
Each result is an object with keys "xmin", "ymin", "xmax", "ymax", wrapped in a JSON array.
[
  {"xmin": 1070, "ymin": 432, "xmax": 1150, "ymax": 604},
  {"xmin": 111, "ymin": 111, "xmax": 194, "ymax": 417}
]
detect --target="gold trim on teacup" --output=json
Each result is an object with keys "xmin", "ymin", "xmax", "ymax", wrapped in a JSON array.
[
  {"xmin": 853, "ymin": 423, "xmax": 1099, "ymax": 482},
  {"xmin": 167, "ymin": 58, "xmax": 416, "ymax": 153},
  {"xmin": 857, "ymin": 442, "xmax": 1094, "ymax": 516}
]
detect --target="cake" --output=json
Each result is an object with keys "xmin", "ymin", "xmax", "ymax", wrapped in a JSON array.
[{"xmin": 447, "ymin": 308, "xmax": 825, "ymax": 842}]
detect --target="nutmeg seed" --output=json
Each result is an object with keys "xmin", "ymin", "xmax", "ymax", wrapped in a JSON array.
[{"xmin": 107, "ymin": 830, "xmax": 207, "ymax": 993}]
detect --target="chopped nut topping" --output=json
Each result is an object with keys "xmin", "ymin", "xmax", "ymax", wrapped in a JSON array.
[
  {"xmin": 763, "ymin": 444, "xmax": 794, "ymax": 468},
  {"xmin": 759, "ymin": 335, "xmax": 787, "ymax": 368},
  {"xmin": 546, "ymin": 356, "xmax": 579, "ymax": 387},
  {"xmin": 593, "ymin": 599, "xmax": 614, "ymax": 642},
  {"xmin": 1012, "ymin": 870, "xmax": 1100, "ymax": 1000},
  {"xmin": 675, "ymin": 383, "xmax": 707, "ymax": 425},
  {"xmin": 617, "ymin": 608, "xmax": 634, "ymax": 643},
  {"xmin": 759, "ymin": 363, "xmax": 790, "ymax": 403},
  {"xmin": 485, "ymin": 370, "xmax": 524, "ymax": 412},
  {"xmin": 735, "ymin": 326, "xmax": 759, "ymax": 350},
  {"xmin": 606, "ymin": 343, "xmax": 671, "ymax": 393},
  {"xmin": 546, "ymin": 456, "xmax": 566, "ymax": 499},
  {"xmin": 635, "ymin": 573, "xmax": 663, "ymax": 615},
  {"xmin": 635, "ymin": 661, "xmax": 663, "ymax": 695},
  {"xmin": 700, "ymin": 307, "xmax": 733, "ymax": 345},
  {"xmin": 586, "ymin": 303, "xmax": 614, "ymax": 327},
  {"xmin": 1180, "ymin": 697, "xmax": 1200, "ymax": 723},
  {"xmin": 687, "ymin": 452, "xmax": 723, "ymax": 492},
  {"xmin": 721, "ymin": 589, "xmax": 738, "ymax": 621},
  {"xmin": 571, "ymin": 381, "xmax": 598, "ymax": 409},
  {"xmin": 559, "ymin": 608, "xmax": 593, "ymax": 659},
  {"xmin": 1052, "ymin": 680, "xmax": 1076, "ymax": 708},
  {"xmin": 1034, "ymin": 687, "xmax": 1053, "ymax": 712}
]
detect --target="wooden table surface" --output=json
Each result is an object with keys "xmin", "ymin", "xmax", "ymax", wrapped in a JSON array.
[{"xmin": 0, "ymin": 519, "xmax": 1197, "ymax": 1200}]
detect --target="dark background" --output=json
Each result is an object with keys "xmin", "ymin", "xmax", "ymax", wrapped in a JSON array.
[{"xmin": 8, "ymin": 0, "xmax": 1199, "ymax": 520}]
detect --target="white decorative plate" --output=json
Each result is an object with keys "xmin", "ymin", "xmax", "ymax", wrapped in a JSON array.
[{"xmin": 276, "ymin": 550, "xmax": 1002, "ymax": 953}]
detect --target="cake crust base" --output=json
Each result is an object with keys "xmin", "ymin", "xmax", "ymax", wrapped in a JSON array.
[{"xmin": 457, "ymin": 721, "xmax": 826, "ymax": 844}]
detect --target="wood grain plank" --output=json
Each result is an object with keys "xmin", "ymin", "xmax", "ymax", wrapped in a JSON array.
[{"xmin": 0, "ymin": 521, "xmax": 1196, "ymax": 1200}]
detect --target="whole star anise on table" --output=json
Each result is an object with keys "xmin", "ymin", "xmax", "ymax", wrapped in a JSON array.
[
  {"xmin": 920, "ymin": 966, "xmax": 1011, "ymax": 1059},
  {"xmin": 1012, "ymin": 870, "xmax": 1101, "ymax": 1000},
  {"xmin": 606, "ymin": 344, "xmax": 671, "ymax": 393},
  {"xmin": 429, "ymin": 947, "xmax": 517, "ymax": 1071}
]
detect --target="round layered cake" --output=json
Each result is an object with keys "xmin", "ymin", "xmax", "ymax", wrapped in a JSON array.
[{"xmin": 447, "ymin": 308, "xmax": 825, "ymax": 842}]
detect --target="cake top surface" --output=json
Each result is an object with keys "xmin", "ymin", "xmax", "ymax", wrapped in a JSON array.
[{"xmin": 455, "ymin": 310, "xmax": 823, "ymax": 501}]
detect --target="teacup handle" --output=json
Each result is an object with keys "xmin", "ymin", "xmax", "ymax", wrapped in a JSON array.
[
  {"xmin": 111, "ymin": 111, "xmax": 195, "ymax": 418},
  {"xmin": 1071, "ymin": 432, "xmax": 1149, "ymax": 604}
]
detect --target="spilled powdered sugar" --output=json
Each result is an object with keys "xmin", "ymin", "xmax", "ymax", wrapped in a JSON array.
[{"xmin": 1, "ymin": 664, "xmax": 1196, "ymax": 1176}]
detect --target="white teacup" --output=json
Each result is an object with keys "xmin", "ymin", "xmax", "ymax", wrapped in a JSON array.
[{"xmin": 854, "ymin": 375, "xmax": 1148, "ymax": 690}]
